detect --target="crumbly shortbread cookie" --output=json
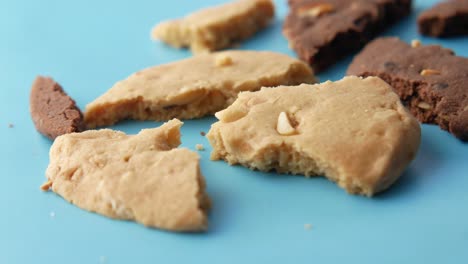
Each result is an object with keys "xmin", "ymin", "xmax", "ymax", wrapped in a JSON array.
[
  {"xmin": 42, "ymin": 119, "xmax": 210, "ymax": 232},
  {"xmin": 207, "ymin": 76, "xmax": 421, "ymax": 196},
  {"xmin": 347, "ymin": 37, "xmax": 468, "ymax": 141},
  {"xmin": 84, "ymin": 50, "xmax": 315, "ymax": 128},
  {"xmin": 151, "ymin": 0, "xmax": 275, "ymax": 54},
  {"xmin": 30, "ymin": 76, "xmax": 84, "ymax": 140}
]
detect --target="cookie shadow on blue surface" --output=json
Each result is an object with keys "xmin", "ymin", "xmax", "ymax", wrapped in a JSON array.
[{"xmin": 376, "ymin": 128, "xmax": 444, "ymax": 199}]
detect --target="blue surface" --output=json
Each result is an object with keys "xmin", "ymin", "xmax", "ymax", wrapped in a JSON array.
[{"xmin": 1, "ymin": 0, "xmax": 467, "ymax": 263}]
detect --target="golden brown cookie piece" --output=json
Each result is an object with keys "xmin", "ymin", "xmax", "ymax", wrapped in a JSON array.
[
  {"xmin": 84, "ymin": 50, "xmax": 316, "ymax": 128},
  {"xmin": 42, "ymin": 119, "xmax": 210, "ymax": 232},
  {"xmin": 151, "ymin": 0, "xmax": 275, "ymax": 54},
  {"xmin": 207, "ymin": 76, "xmax": 421, "ymax": 196}
]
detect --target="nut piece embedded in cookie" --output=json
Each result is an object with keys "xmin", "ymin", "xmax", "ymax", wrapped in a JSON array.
[
  {"xmin": 30, "ymin": 76, "xmax": 84, "ymax": 140},
  {"xmin": 42, "ymin": 119, "xmax": 210, "ymax": 232},
  {"xmin": 84, "ymin": 50, "xmax": 316, "ymax": 128},
  {"xmin": 151, "ymin": 0, "xmax": 275, "ymax": 54},
  {"xmin": 347, "ymin": 37, "xmax": 468, "ymax": 141},
  {"xmin": 207, "ymin": 76, "xmax": 421, "ymax": 196},
  {"xmin": 276, "ymin": 112, "xmax": 297, "ymax": 135},
  {"xmin": 297, "ymin": 3, "xmax": 335, "ymax": 17}
]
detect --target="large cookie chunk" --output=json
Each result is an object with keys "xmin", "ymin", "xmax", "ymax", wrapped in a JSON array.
[
  {"xmin": 42, "ymin": 119, "xmax": 210, "ymax": 232},
  {"xmin": 207, "ymin": 76, "xmax": 420, "ymax": 196},
  {"xmin": 418, "ymin": 0, "xmax": 468, "ymax": 37},
  {"xmin": 151, "ymin": 0, "xmax": 275, "ymax": 54},
  {"xmin": 30, "ymin": 76, "xmax": 84, "ymax": 140},
  {"xmin": 85, "ymin": 50, "xmax": 316, "ymax": 128},
  {"xmin": 283, "ymin": 0, "xmax": 411, "ymax": 72},
  {"xmin": 347, "ymin": 37, "xmax": 468, "ymax": 141}
]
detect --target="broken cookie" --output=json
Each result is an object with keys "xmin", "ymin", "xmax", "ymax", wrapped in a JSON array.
[
  {"xmin": 347, "ymin": 37, "xmax": 468, "ymax": 141},
  {"xmin": 418, "ymin": 0, "xmax": 468, "ymax": 37},
  {"xmin": 207, "ymin": 76, "xmax": 421, "ymax": 196},
  {"xmin": 151, "ymin": 0, "xmax": 275, "ymax": 54},
  {"xmin": 85, "ymin": 50, "xmax": 316, "ymax": 128},
  {"xmin": 42, "ymin": 119, "xmax": 210, "ymax": 232},
  {"xmin": 30, "ymin": 76, "xmax": 84, "ymax": 140},
  {"xmin": 283, "ymin": 0, "xmax": 412, "ymax": 72}
]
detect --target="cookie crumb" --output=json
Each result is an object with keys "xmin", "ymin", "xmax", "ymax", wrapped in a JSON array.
[
  {"xmin": 200, "ymin": 131, "xmax": 206, "ymax": 136},
  {"xmin": 277, "ymin": 112, "xmax": 296, "ymax": 135},
  {"xmin": 40, "ymin": 180, "xmax": 52, "ymax": 191},
  {"xmin": 8, "ymin": 123, "xmax": 14, "ymax": 128},
  {"xmin": 411, "ymin": 39, "xmax": 421, "ymax": 48},
  {"xmin": 50, "ymin": 211, "xmax": 55, "ymax": 218},
  {"xmin": 195, "ymin": 144, "xmax": 205, "ymax": 151},
  {"xmin": 304, "ymin": 223, "xmax": 312, "ymax": 230},
  {"xmin": 215, "ymin": 55, "xmax": 233, "ymax": 67},
  {"xmin": 420, "ymin": 69, "xmax": 441, "ymax": 76}
]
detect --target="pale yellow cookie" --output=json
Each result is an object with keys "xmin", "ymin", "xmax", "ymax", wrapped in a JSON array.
[
  {"xmin": 84, "ymin": 50, "xmax": 315, "ymax": 128},
  {"xmin": 151, "ymin": 0, "xmax": 275, "ymax": 54},
  {"xmin": 42, "ymin": 119, "xmax": 210, "ymax": 232},
  {"xmin": 207, "ymin": 76, "xmax": 421, "ymax": 196}
]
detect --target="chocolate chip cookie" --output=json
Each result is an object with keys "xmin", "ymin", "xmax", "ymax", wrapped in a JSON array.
[
  {"xmin": 283, "ymin": 0, "xmax": 412, "ymax": 72},
  {"xmin": 30, "ymin": 76, "xmax": 84, "ymax": 140},
  {"xmin": 347, "ymin": 37, "xmax": 468, "ymax": 141}
]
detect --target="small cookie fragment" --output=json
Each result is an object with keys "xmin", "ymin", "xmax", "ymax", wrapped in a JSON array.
[
  {"xmin": 8, "ymin": 123, "xmax": 14, "ymax": 128},
  {"xmin": 43, "ymin": 119, "xmax": 210, "ymax": 232},
  {"xmin": 151, "ymin": 0, "xmax": 275, "ymax": 54},
  {"xmin": 30, "ymin": 76, "xmax": 84, "ymax": 140},
  {"xmin": 207, "ymin": 76, "xmax": 421, "ymax": 196},
  {"xmin": 418, "ymin": 0, "xmax": 468, "ymax": 37},
  {"xmin": 195, "ymin": 144, "xmax": 205, "ymax": 151},
  {"xmin": 283, "ymin": 0, "xmax": 412, "ymax": 72},
  {"xmin": 85, "ymin": 50, "xmax": 316, "ymax": 128},
  {"xmin": 411, "ymin": 39, "xmax": 421, "ymax": 48},
  {"xmin": 347, "ymin": 37, "xmax": 468, "ymax": 141}
]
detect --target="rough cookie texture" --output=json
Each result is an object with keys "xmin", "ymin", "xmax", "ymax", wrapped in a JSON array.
[
  {"xmin": 347, "ymin": 37, "xmax": 468, "ymax": 141},
  {"xmin": 418, "ymin": 0, "xmax": 468, "ymax": 37},
  {"xmin": 283, "ymin": 0, "xmax": 412, "ymax": 72},
  {"xmin": 43, "ymin": 119, "xmax": 210, "ymax": 232},
  {"xmin": 85, "ymin": 50, "xmax": 316, "ymax": 128},
  {"xmin": 152, "ymin": 0, "xmax": 275, "ymax": 54},
  {"xmin": 207, "ymin": 76, "xmax": 421, "ymax": 196},
  {"xmin": 30, "ymin": 76, "xmax": 84, "ymax": 140}
]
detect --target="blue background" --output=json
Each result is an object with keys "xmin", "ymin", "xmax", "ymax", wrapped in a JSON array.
[{"xmin": 1, "ymin": 0, "xmax": 467, "ymax": 263}]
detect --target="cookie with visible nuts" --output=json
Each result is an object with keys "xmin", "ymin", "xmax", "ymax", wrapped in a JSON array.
[
  {"xmin": 85, "ymin": 50, "xmax": 316, "ymax": 128},
  {"xmin": 347, "ymin": 37, "xmax": 468, "ymax": 141},
  {"xmin": 42, "ymin": 119, "xmax": 211, "ymax": 232},
  {"xmin": 418, "ymin": 0, "xmax": 468, "ymax": 37},
  {"xmin": 283, "ymin": 0, "xmax": 412, "ymax": 72},
  {"xmin": 207, "ymin": 76, "xmax": 421, "ymax": 196},
  {"xmin": 30, "ymin": 76, "xmax": 84, "ymax": 140},
  {"xmin": 151, "ymin": 0, "xmax": 275, "ymax": 54}
]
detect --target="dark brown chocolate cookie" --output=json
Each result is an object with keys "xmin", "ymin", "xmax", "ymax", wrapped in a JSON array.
[
  {"xmin": 30, "ymin": 76, "xmax": 84, "ymax": 140},
  {"xmin": 418, "ymin": 0, "xmax": 468, "ymax": 37},
  {"xmin": 347, "ymin": 37, "xmax": 468, "ymax": 141},
  {"xmin": 283, "ymin": 0, "xmax": 412, "ymax": 72}
]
